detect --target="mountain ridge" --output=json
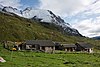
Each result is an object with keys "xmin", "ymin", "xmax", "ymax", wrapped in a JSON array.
[{"xmin": 93, "ymin": 36, "xmax": 100, "ymax": 40}]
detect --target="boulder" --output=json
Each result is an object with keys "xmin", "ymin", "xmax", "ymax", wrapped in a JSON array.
[{"xmin": 0, "ymin": 57, "xmax": 6, "ymax": 62}]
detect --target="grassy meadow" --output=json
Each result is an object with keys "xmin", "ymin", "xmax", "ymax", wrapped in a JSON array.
[{"xmin": 0, "ymin": 44, "xmax": 100, "ymax": 67}]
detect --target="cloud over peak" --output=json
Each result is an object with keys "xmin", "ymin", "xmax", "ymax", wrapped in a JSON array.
[
  {"xmin": 73, "ymin": 18, "xmax": 100, "ymax": 37},
  {"xmin": 39, "ymin": 0, "xmax": 93, "ymax": 17}
]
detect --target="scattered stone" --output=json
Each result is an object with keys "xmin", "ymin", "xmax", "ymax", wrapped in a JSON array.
[
  {"xmin": 63, "ymin": 61, "xmax": 70, "ymax": 64},
  {"xmin": 63, "ymin": 61, "xmax": 74, "ymax": 64}
]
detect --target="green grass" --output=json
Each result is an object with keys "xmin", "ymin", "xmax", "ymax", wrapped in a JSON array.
[{"xmin": 0, "ymin": 44, "xmax": 100, "ymax": 67}]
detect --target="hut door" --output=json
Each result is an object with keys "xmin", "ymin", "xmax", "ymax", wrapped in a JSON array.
[{"xmin": 35, "ymin": 44, "xmax": 40, "ymax": 50}]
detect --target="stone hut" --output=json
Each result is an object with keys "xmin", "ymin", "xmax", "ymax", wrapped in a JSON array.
[
  {"xmin": 75, "ymin": 42, "xmax": 93, "ymax": 53},
  {"xmin": 18, "ymin": 40, "xmax": 55, "ymax": 53}
]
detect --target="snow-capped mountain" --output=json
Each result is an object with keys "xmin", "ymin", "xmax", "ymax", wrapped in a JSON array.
[
  {"xmin": 0, "ymin": 4, "xmax": 82, "ymax": 36},
  {"xmin": 22, "ymin": 7, "xmax": 67, "ymax": 25}
]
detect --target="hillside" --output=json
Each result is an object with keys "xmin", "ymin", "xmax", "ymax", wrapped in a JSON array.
[
  {"xmin": 0, "ymin": 11, "xmax": 100, "ymax": 50},
  {"xmin": 0, "ymin": 11, "xmax": 82, "ymax": 42},
  {"xmin": 0, "ymin": 12, "xmax": 79, "ymax": 42}
]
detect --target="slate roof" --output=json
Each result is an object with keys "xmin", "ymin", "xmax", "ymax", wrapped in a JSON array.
[
  {"xmin": 63, "ymin": 44, "xmax": 76, "ymax": 48},
  {"xmin": 54, "ymin": 42, "xmax": 61, "ymax": 46},
  {"xmin": 26, "ymin": 40, "xmax": 55, "ymax": 47},
  {"xmin": 76, "ymin": 42, "xmax": 93, "ymax": 48}
]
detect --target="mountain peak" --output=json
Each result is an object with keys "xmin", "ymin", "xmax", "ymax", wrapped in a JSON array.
[{"xmin": 23, "ymin": 7, "xmax": 32, "ymax": 11}]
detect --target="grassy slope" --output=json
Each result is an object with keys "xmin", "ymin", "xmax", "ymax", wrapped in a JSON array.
[
  {"xmin": 0, "ymin": 44, "xmax": 100, "ymax": 67},
  {"xmin": 0, "ymin": 12, "xmax": 100, "ymax": 50},
  {"xmin": 0, "ymin": 12, "xmax": 79, "ymax": 42}
]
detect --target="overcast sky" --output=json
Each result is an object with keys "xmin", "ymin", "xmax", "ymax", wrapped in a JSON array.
[{"xmin": 0, "ymin": 0, "xmax": 100, "ymax": 37}]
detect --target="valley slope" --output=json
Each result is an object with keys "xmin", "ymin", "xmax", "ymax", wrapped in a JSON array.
[{"xmin": 0, "ymin": 12, "xmax": 81, "ymax": 42}]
